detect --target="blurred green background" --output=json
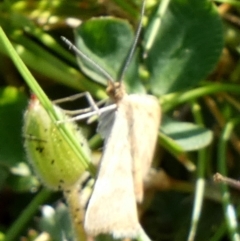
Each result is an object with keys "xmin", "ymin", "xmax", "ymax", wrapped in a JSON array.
[{"xmin": 1, "ymin": 0, "xmax": 240, "ymax": 241}]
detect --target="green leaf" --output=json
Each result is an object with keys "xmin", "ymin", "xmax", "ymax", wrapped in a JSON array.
[
  {"xmin": 74, "ymin": 17, "xmax": 145, "ymax": 94},
  {"xmin": 145, "ymin": 0, "xmax": 223, "ymax": 95},
  {"xmin": 161, "ymin": 116, "xmax": 213, "ymax": 151}
]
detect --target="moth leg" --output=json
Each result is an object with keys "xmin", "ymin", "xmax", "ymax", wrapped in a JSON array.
[
  {"xmin": 53, "ymin": 92, "xmax": 116, "ymax": 124},
  {"xmin": 53, "ymin": 92, "xmax": 106, "ymax": 115},
  {"xmin": 61, "ymin": 99, "xmax": 107, "ymax": 116},
  {"xmin": 57, "ymin": 104, "xmax": 117, "ymax": 124}
]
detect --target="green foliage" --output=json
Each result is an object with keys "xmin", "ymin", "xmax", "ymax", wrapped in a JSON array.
[
  {"xmin": 73, "ymin": 0, "xmax": 221, "ymax": 155},
  {"xmin": 161, "ymin": 116, "xmax": 213, "ymax": 151},
  {"xmin": 39, "ymin": 204, "xmax": 73, "ymax": 241},
  {"xmin": 1, "ymin": 0, "xmax": 240, "ymax": 241},
  {"xmin": 0, "ymin": 87, "xmax": 27, "ymax": 166},
  {"xmin": 145, "ymin": 0, "xmax": 223, "ymax": 95}
]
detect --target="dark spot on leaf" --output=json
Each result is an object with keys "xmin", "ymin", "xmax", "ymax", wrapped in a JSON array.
[{"xmin": 36, "ymin": 146, "xmax": 44, "ymax": 153}]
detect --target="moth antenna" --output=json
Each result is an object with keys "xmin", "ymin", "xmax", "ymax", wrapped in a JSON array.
[
  {"xmin": 61, "ymin": 36, "xmax": 115, "ymax": 83},
  {"xmin": 117, "ymin": 0, "xmax": 145, "ymax": 83}
]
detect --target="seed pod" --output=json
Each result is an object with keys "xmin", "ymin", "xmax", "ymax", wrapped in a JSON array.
[{"xmin": 23, "ymin": 95, "xmax": 91, "ymax": 190}]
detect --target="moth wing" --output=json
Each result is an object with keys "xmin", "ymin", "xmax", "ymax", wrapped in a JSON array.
[
  {"xmin": 85, "ymin": 101, "xmax": 140, "ymax": 238},
  {"xmin": 128, "ymin": 94, "xmax": 161, "ymax": 202}
]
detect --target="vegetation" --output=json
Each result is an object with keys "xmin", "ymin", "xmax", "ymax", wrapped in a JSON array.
[{"xmin": 0, "ymin": 0, "xmax": 239, "ymax": 240}]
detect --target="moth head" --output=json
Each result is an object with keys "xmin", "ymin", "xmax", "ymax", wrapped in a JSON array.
[{"xmin": 106, "ymin": 81, "xmax": 126, "ymax": 102}]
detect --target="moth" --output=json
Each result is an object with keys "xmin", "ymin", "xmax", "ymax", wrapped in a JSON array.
[
  {"xmin": 61, "ymin": 0, "xmax": 161, "ymax": 238},
  {"xmin": 84, "ymin": 82, "xmax": 160, "ymax": 238}
]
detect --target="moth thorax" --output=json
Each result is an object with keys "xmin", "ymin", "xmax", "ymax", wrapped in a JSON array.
[{"xmin": 106, "ymin": 81, "xmax": 126, "ymax": 102}]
